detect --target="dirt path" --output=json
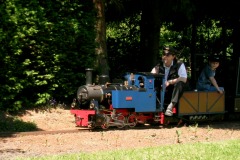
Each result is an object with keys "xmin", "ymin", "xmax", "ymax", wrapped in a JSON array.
[{"xmin": 1, "ymin": 108, "xmax": 240, "ymax": 160}]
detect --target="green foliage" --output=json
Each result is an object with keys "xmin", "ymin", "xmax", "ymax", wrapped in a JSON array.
[
  {"xmin": 0, "ymin": 0, "xmax": 234, "ymax": 112},
  {"xmin": 0, "ymin": 0, "xmax": 96, "ymax": 111},
  {"xmin": 106, "ymin": 17, "xmax": 191, "ymax": 79},
  {"xmin": 107, "ymin": 14, "xmax": 141, "ymax": 79},
  {"xmin": 197, "ymin": 19, "xmax": 232, "ymax": 55}
]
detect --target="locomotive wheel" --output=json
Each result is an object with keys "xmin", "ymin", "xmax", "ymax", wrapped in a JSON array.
[
  {"xmin": 127, "ymin": 114, "xmax": 137, "ymax": 128},
  {"xmin": 116, "ymin": 115, "xmax": 125, "ymax": 129},
  {"xmin": 101, "ymin": 114, "xmax": 110, "ymax": 129},
  {"xmin": 88, "ymin": 123, "xmax": 95, "ymax": 129}
]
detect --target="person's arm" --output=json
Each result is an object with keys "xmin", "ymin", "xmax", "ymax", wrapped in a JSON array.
[
  {"xmin": 166, "ymin": 63, "xmax": 187, "ymax": 86},
  {"xmin": 209, "ymin": 77, "xmax": 223, "ymax": 94},
  {"xmin": 151, "ymin": 64, "xmax": 160, "ymax": 74},
  {"xmin": 168, "ymin": 77, "xmax": 187, "ymax": 84},
  {"xmin": 151, "ymin": 67, "xmax": 157, "ymax": 73}
]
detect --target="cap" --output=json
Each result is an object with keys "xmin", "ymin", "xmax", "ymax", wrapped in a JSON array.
[
  {"xmin": 208, "ymin": 54, "xmax": 220, "ymax": 62},
  {"xmin": 163, "ymin": 46, "xmax": 177, "ymax": 56}
]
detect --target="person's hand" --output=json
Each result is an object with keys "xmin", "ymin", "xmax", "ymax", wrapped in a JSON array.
[
  {"xmin": 165, "ymin": 81, "xmax": 170, "ymax": 87},
  {"xmin": 218, "ymin": 90, "xmax": 223, "ymax": 94}
]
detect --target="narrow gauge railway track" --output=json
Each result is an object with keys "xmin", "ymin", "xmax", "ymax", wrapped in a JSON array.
[
  {"xmin": 0, "ymin": 129, "xmax": 88, "ymax": 137},
  {"xmin": 0, "ymin": 125, "xmax": 169, "ymax": 137},
  {"xmin": 1, "ymin": 120, "xmax": 239, "ymax": 138},
  {"xmin": 0, "ymin": 125, "xmax": 163, "ymax": 137}
]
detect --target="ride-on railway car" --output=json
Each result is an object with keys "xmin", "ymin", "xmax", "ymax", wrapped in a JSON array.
[{"xmin": 70, "ymin": 68, "xmax": 226, "ymax": 129}]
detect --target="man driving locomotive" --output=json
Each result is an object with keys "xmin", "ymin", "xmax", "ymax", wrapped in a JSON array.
[{"xmin": 151, "ymin": 46, "xmax": 188, "ymax": 116}]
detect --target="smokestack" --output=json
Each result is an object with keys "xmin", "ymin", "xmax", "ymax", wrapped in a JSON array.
[{"xmin": 85, "ymin": 68, "xmax": 93, "ymax": 85}]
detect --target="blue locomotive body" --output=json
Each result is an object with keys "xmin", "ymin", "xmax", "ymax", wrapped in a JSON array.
[{"xmin": 112, "ymin": 72, "xmax": 163, "ymax": 112}]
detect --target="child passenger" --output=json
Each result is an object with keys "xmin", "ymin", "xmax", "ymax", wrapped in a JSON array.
[{"xmin": 196, "ymin": 54, "xmax": 224, "ymax": 94}]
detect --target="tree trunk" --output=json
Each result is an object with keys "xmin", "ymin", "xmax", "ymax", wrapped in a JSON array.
[
  {"xmin": 190, "ymin": 19, "xmax": 197, "ymax": 88},
  {"xmin": 232, "ymin": 19, "xmax": 240, "ymax": 96},
  {"xmin": 93, "ymin": 0, "xmax": 109, "ymax": 76},
  {"xmin": 139, "ymin": 0, "xmax": 161, "ymax": 72}
]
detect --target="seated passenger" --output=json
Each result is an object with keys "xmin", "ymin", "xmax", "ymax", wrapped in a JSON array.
[
  {"xmin": 151, "ymin": 46, "xmax": 188, "ymax": 116},
  {"xmin": 196, "ymin": 54, "xmax": 224, "ymax": 94}
]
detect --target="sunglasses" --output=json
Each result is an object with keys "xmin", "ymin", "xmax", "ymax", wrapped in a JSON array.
[{"xmin": 162, "ymin": 53, "xmax": 172, "ymax": 57}]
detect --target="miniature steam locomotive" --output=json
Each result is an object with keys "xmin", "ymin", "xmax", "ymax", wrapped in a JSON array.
[{"xmin": 70, "ymin": 68, "xmax": 225, "ymax": 129}]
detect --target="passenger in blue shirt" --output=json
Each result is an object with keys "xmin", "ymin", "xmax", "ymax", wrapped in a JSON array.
[{"xmin": 196, "ymin": 54, "xmax": 224, "ymax": 94}]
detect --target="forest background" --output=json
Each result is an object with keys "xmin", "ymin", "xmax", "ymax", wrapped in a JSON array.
[{"xmin": 0, "ymin": 0, "xmax": 240, "ymax": 112}]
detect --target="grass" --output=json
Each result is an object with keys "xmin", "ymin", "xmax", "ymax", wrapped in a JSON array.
[{"xmin": 18, "ymin": 139, "xmax": 240, "ymax": 160}]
